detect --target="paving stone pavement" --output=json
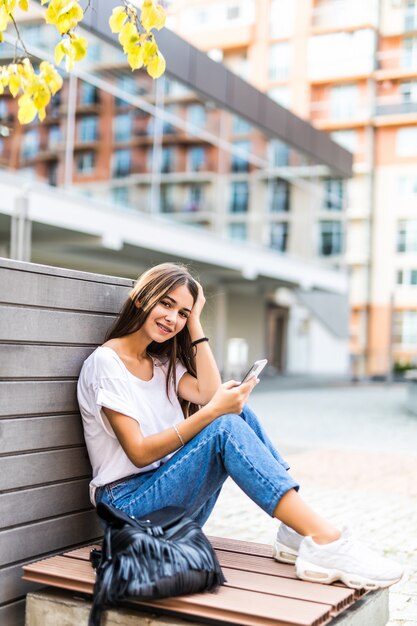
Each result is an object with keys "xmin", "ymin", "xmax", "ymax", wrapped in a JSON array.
[{"xmin": 202, "ymin": 383, "xmax": 417, "ymax": 626}]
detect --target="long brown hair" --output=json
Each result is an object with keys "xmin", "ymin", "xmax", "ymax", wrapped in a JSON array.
[{"xmin": 105, "ymin": 263, "xmax": 200, "ymax": 416}]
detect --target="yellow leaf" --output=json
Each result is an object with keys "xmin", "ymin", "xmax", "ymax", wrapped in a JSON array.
[
  {"xmin": 41, "ymin": 0, "xmax": 48, "ymax": 4},
  {"xmin": 0, "ymin": 5, "xmax": 10, "ymax": 31},
  {"xmin": 119, "ymin": 21, "xmax": 139, "ymax": 53},
  {"xmin": 70, "ymin": 35, "xmax": 87, "ymax": 62},
  {"xmin": 141, "ymin": 0, "xmax": 166, "ymax": 32},
  {"xmin": 18, "ymin": 0, "xmax": 29, "ymax": 10},
  {"xmin": 109, "ymin": 6, "xmax": 127, "ymax": 34},
  {"xmin": 142, "ymin": 37, "xmax": 157, "ymax": 64},
  {"xmin": 9, "ymin": 73, "xmax": 21, "ymax": 97},
  {"xmin": 33, "ymin": 82, "xmax": 51, "ymax": 109},
  {"xmin": 146, "ymin": 50, "xmax": 165, "ymax": 79},
  {"xmin": 127, "ymin": 46, "xmax": 144, "ymax": 70},
  {"xmin": 38, "ymin": 107, "xmax": 46, "ymax": 122},
  {"xmin": 18, "ymin": 95, "xmax": 38, "ymax": 124},
  {"xmin": 40, "ymin": 61, "xmax": 63, "ymax": 94},
  {"xmin": 54, "ymin": 40, "xmax": 66, "ymax": 65}
]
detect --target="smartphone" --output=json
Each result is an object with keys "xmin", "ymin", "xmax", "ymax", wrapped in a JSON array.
[{"xmin": 240, "ymin": 359, "xmax": 268, "ymax": 384}]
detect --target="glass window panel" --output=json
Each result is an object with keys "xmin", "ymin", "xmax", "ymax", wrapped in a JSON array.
[
  {"xmin": 269, "ymin": 42, "xmax": 291, "ymax": 81},
  {"xmin": 187, "ymin": 104, "xmax": 206, "ymax": 129},
  {"xmin": 228, "ymin": 223, "xmax": 247, "ymax": 241},
  {"xmin": 270, "ymin": 179, "xmax": 289, "ymax": 212},
  {"xmin": 80, "ymin": 81, "xmax": 99, "ymax": 105},
  {"xmin": 323, "ymin": 178, "xmax": 344, "ymax": 211},
  {"xmin": 397, "ymin": 220, "xmax": 417, "ymax": 252},
  {"xmin": 160, "ymin": 184, "xmax": 175, "ymax": 213},
  {"xmin": 188, "ymin": 146, "xmax": 206, "ymax": 172},
  {"xmin": 112, "ymin": 149, "xmax": 131, "ymax": 178},
  {"xmin": 21, "ymin": 129, "xmax": 40, "ymax": 159},
  {"xmin": 162, "ymin": 147, "xmax": 175, "ymax": 173},
  {"xmin": 230, "ymin": 181, "xmax": 249, "ymax": 213},
  {"xmin": 49, "ymin": 126, "xmax": 62, "ymax": 149},
  {"xmin": 397, "ymin": 269, "xmax": 404, "ymax": 284},
  {"xmin": 396, "ymin": 127, "xmax": 417, "ymax": 156},
  {"xmin": 231, "ymin": 140, "xmax": 251, "ymax": 172},
  {"xmin": 114, "ymin": 113, "xmax": 133, "ymax": 142},
  {"xmin": 184, "ymin": 184, "xmax": 204, "ymax": 212},
  {"xmin": 411, "ymin": 269, "xmax": 417, "ymax": 285},
  {"xmin": 112, "ymin": 186, "xmax": 129, "ymax": 207},
  {"xmin": 319, "ymin": 220, "xmax": 343, "ymax": 256},
  {"xmin": 78, "ymin": 116, "xmax": 98, "ymax": 142},
  {"xmin": 270, "ymin": 222, "xmax": 288, "ymax": 252},
  {"xmin": 76, "ymin": 152, "xmax": 95, "ymax": 174}
]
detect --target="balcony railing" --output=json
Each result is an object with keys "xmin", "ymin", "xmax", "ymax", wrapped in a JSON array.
[
  {"xmin": 310, "ymin": 100, "xmax": 371, "ymax": 122},
  {"xmin": 377, "ymin": 48, "xmax": 417, "ymax": 73},
  {"xmin": 375, "ymin": 95, "xmax": 417, "ymax": 116},
  {"xmin": 311, "ymin": 0, "xmax": 378, "ymax": 29}
]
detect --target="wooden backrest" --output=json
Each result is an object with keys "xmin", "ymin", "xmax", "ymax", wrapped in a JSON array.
[{"xmin": 0, "ymin": 258, "xmax": 134, "ymax": 626}]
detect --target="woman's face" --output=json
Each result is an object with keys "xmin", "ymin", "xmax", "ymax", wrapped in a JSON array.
[{"xmin": 141, "ymin": 283, "xmax": 194, "ymax": 343}]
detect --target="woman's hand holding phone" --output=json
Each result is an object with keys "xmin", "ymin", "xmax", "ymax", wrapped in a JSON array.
[{"xmin": 208, "ymin": 378, "xmax": 258, "ymax": 417}]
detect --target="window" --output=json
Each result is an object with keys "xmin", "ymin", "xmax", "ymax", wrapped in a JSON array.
[
  {"xmin": 230, "ymin": 181, "xmax": 249, "ymax": 213},
  {"xmin": 329, "ymin": 84, "xmax": 359, "ymax": 120},
  {"xmin": 309, "ymin": 30, "xmax": 374, "ymax": 79},
  {"xmin": 112, "ymin": 149, "xmax": 131, "ymax": 178},
  {"xmin": 405, "ymin": 0, "xmax": 417, "ymax": 31},
  {"xmin": 398, "ymin": 175, "xmax": 417, "ymax": 195},
  {"xmin": 319, "ymin": 221, "xmax": 343, "ymax": 256},
  {"xmin": 112, "ymin": 187, "xmax": 129, "ymax": 207},
  {"xmin": 394, "ymin": 311, "xmax": 417, "ymax": 348},
  {"xmin": 400, "ymin": 80, "xmax": 417, "ymax": 103},
  {"xmin": 187, "ymin": 104, "xmax": 206, "ymax": 129},
  {"xmin": 269, "ymin": 139, "xmax": 289, "ymax": 166},
  {"xmin": 0, "ymin": 99, "xmax": 8, "ymax": 119},
  {"xmin": 78, "ymin": 116, "xmax": 98, "ymax": 142},
  {"xmin": 184, "ymin": 184, "xmax": 204, "ymax": 212},
  {"xmin": 226, "ymin": 4, "xmax": 240, "ymax": 20},
  {"xmin": 396, "ymin": 127, "xmax": 417, "ymax": 156},
  {"xmin": 270, "ymin": 0, "xmax": 295, "ymax": 38},
  {"xmin": 331, "ymin": 130, "xmax": 358, "ymax": 153},
  {"xmin": 115, "ymin": 74, "xmax": 138, "ymax": 106},
  {"xmin": 48, "ymin": 126, "xmax": 62, "ymax": 149},
  {"xmin": 160, "ymin": 184, "xmax": 175, "ymax": 213},
  {"xmin": 233, "ymin": 115, "xmax": 252, "ymax": 134},
  {"xmin": 270, "ymin": 222, "xmax": 288, "ymax": 252},
  {"xmin": 188, "ymin": 146, "xmax": 206, "ymax": 172},
  {"xmin": 397, "ymin": 220, "xmax": 417, "ymax": 252},
  {"xmin": 114, "ymin": 113, "xmax": 133, "ymax": 142},
  {"xmin": 21, "ymin": 129, "xmax": 39, "ymax": 159},
  {"xmin": 402, "ymin": 37, "xmax": 417, "ymax": 69},
  {"xmin": 399, "ymin": 267, "xmax": 417, "ymax": 285},
  {"xmin": 80, "ymin": 81, "xmax": 98, "ymax": 105},
  {"xmin": 397, "ymin": 269, "xmax": 404, "ymax": 285},
  {"xmin": 270, "ymin": 180, "xmax": 289, "ymax": 212},
  {"xmin": 76, "ymin": 152, "xmax": 95, "ymax": 175},
  {"xmin": 161, "ymin": 147, "xmax": 174, "ymax": 173},
  {"xmin": 323, "ymin": 178, "xmax": 344, "ymax": 211},
  {"xmin": 228, "ymin": 223, "xmax": 247, "ymax": 241},
  {"xmin": 48, "ymin": 161, "xmax": 58, "ymax": 187},
  {"xmin": 231, "ymin": 140, "xmax": 251, "ymax": 172},
  {"xmin": 269, "ymin": 42, "xmax": 291, "ymax": 81}
]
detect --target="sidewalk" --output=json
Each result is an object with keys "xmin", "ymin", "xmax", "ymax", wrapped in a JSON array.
[{"xmin": 203, "ymin": 384, "xmax": 417, "ymax": 626}]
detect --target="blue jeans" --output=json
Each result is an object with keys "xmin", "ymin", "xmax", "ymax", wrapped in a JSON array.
[{"xmin": 95, "ymin": 404, "xmax": 299, "ymax": 526}]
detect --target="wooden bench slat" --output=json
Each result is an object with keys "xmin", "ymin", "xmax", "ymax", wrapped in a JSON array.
[
  {"xmin": 0, "ymin": 381, "xmax": 79, "ymax": 417},
  {"xmin": 62, "ymin": 543, "xmax": 355, "ymax": 613},
  {"xmin": 0, "ymin": 305, "xmax": 114, "ymax": 344},
  {"xmin": 1, "ymin": 512, "xmax": 101, "ymax": 565},
  {"xmin": 0, "ymin": 448, "xmax": 91, "ymax": 490},
  {"xmin": 0, "ymin": 345, "xmax": 95, "ymax": 379},
  {"xmin": 23, "ymin": 555, "xmax": 333, "ymax": 626},
  {"xmin": 0, "ymin": 265, "xmax": 131, "ymax": 311},
  {"xmin": 0, "ymin": 414, "xmax": 84, "ymax": 454},
  {"xmin": 0, "ymin": 480, "xmax": 92, "ymax": 527}
]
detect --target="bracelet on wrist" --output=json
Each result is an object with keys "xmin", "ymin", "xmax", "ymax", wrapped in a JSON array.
[
  {"xmin": 191, "ymin": 336, "xmax": 209, "ymax": 347},
  {"xmin": 173, "ymin": 424, "xmax": 185, "ymax": 448}
]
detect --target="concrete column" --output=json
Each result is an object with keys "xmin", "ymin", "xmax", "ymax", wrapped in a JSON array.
[{"xmin": 10, "ymin": 194, "xmax": 31, "ymax": 261}]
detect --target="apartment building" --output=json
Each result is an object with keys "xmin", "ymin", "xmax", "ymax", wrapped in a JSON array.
[
  {"xmin": 0, "ymin": 1, "xmax": 352, "ymax": 376},
  {"xmin": 165, "ymin": 0, "xmax": 417, "ymax": 377}
]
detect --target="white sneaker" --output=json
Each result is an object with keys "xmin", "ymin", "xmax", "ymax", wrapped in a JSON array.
[
  {"xmin": 273, "ymin": 524, "xmax": 303, "ymax": 564},
  {"xmin": 295, "ymin": 527, "xmax": 404, "ymax": 590}
]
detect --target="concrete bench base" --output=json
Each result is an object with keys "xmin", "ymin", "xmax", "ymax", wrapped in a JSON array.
[{"xmin": 26, "ymin": 587, "xmax": 389, "ymax": 626}]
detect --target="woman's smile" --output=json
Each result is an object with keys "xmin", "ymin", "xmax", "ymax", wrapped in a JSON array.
[{"xmin": 156, "ymin": 321, "xmax": 172, "ymax": 335}]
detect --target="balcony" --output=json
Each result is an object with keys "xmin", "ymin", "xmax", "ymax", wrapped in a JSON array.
[
  {"xmin": 310, "ymin": 100, "xmax": 371, "ymax": 128},
  {"xmin": 376, "ymin": 47, "xmax": 417, "ymax": 79},
  {"xmin": 375, "ymin": 95, "xmax": 417, "ymax": 117},
  {"xmin": 311, "ymin": 0, "xmax": 378, "ymax": 31}
]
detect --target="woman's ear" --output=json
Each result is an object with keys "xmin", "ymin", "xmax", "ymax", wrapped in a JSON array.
[{"xmin": 134, "ymin": 299, "xmax": 141, "ymax": 309}]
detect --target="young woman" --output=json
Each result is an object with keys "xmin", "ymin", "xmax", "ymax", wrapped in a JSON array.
[{"xmin": 78, "ymin": 262, "xmax": 402, "ymax": 590}]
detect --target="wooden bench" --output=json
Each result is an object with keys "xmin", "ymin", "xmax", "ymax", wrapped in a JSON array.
[{"xmin": 0, "ymin": 258, "xmax": 389, "ymax": 626}]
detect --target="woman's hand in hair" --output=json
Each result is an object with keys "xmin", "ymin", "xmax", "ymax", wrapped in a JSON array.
[
  {"xmin": 207, "ymin": 378, "xmax": 258, "ymax": 417},
  {"xmin": 188, "ymin": 281, "xmax": 206, "ymax": 326}
]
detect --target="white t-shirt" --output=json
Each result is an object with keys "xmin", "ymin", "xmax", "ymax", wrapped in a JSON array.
[{"xmin": 77, "ymin": 346, "xmax": 187, "ymax": 504}]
